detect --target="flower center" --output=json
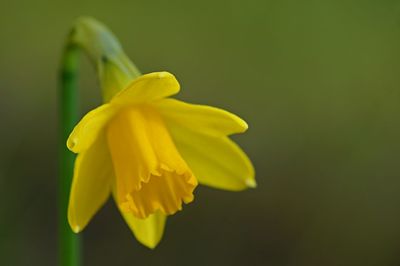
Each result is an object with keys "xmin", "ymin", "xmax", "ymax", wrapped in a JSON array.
[{"xmin": 106, "ymin": 105, "xmax": 197, "ymax": 219}]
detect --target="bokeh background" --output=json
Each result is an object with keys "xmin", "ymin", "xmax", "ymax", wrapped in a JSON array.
[{"xmin": 1, "ymin": 0, "xmax": 400, "ymax": 265}]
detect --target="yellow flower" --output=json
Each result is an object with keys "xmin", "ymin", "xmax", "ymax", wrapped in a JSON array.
[{"xmin": 66, "ymin": 19, "xmax": 255, "ymax": 249}]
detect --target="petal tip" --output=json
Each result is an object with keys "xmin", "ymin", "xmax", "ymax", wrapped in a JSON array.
[
  {"xmin": 240, "ymin": 120, "xmax": 249, "ymax": 132},
  {"xmin": 158, "ymin": 71, "xmax": 179, "ymax": 90},
  {"xmin": 71, "ymin": 225, "xmax": 81, "ymax": 233},
  {"xmin": 245, "ymin": 179, "xmax": 257, "ymax": 188},
  {"xmin": 143, "ymin": 240, "xmax": 160, "ymax": 249},
  {"xmin": 66, "ymin": 137, "xmax": 78, "ymax": 152}
]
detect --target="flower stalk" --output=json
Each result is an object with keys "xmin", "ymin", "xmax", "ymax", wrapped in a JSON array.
[{"xmin": 59, "ymin": 44, "xmax": 81, "ymax": 266}]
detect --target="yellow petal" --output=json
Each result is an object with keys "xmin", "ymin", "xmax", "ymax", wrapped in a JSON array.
[
  {"xmin": 67, "ymin": 103, "xmax": 116, "ymax": 153},
  {"xmin": 166, "ymin": 122, "xmax": 255, "ymax": 191},
  {"xmin": 111, "ymin": 72, "xmax": 180, "ymax": 106},
  {"xmin": 154, "ymin": 98, "xmax": 248, "ymax": 136},
  {"xmin": 68, "ymin": 133, "xmax": 113, "ymax": 233},
  {"xmin": 106, "ymin": 105, "xmax": 197, "ymax": 219},
  {"xmin": 120, "ymin": 210, "xmax": 167, "ymax": 249}
]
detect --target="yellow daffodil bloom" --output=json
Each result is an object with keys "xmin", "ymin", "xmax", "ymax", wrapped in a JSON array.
[{"xmin": 65, "ymin": 18, "xmax": 255, "ymax": 249}]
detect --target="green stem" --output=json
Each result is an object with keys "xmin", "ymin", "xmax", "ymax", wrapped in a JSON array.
[{"xmin": 58, "ymin": 44, "xmax": 81, "ymax": 266}]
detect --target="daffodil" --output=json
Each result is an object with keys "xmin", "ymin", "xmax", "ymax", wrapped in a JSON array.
[{"xmin": 64, "ymin": 17, "xmax": 255, "ymax": 249}]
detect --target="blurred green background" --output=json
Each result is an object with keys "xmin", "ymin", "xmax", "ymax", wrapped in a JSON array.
[{"xmin": 1, "ymin": 0, "xmax": 400, "ymax": 265}]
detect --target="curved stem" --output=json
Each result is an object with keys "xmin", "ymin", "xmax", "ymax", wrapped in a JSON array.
[
  {"xmin": 69, "ymin": 17, "xmax": 141, "ymax": 102},
  {"xmin": 58, "ymin": 44, "xmax": 81, "ymax": 266}
]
